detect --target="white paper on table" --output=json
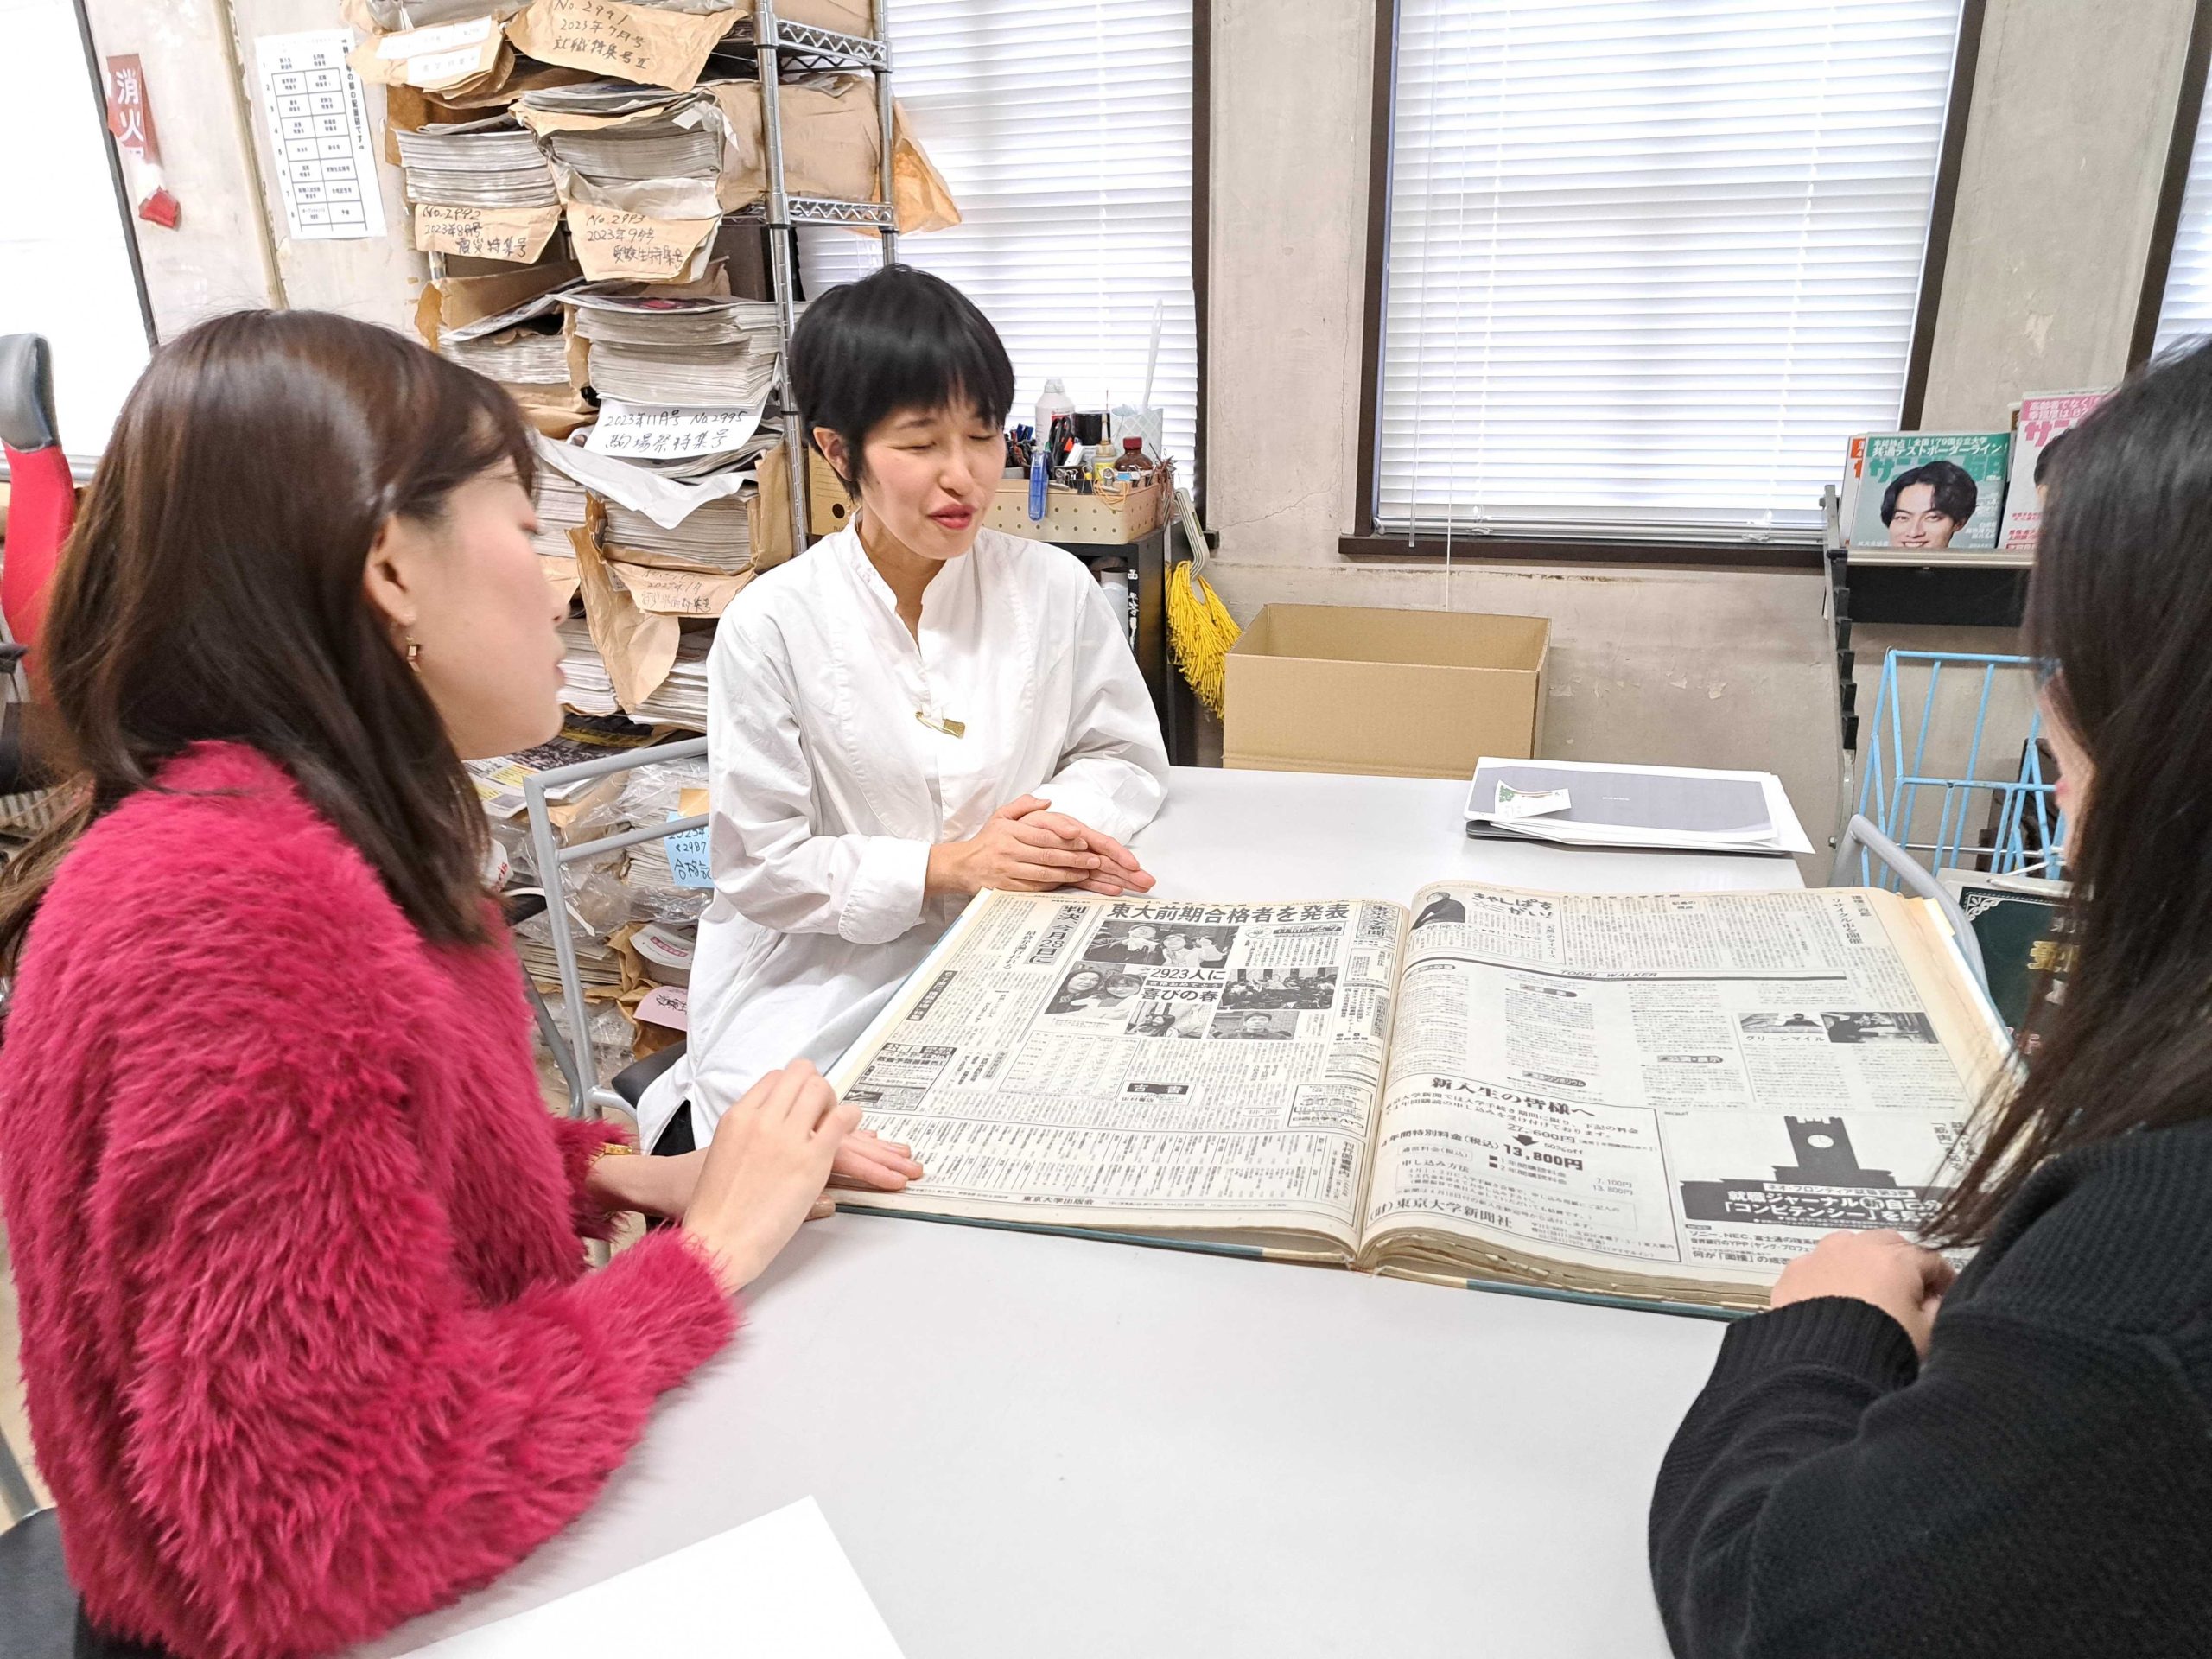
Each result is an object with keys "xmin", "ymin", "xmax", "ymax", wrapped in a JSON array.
[
  {"xmin": 254, "ymin": 31, "xmax": 387, "ymax": 242},
  {"xmin": 400, "ymin": 1497, "xmax": 903, "ymax": 1657},
  {"xmin": 1464, "ymin": 758, "xmax": 1814, "ymax": 855},
  {"xmin": 586, "ymin": 398, "xmax": 766, "ymax": 462},
  {"xmin": 533, "ymin": 433, "xmax": 750, "ymax": 529},
  {"xmin": 1492, "ymin": 782, "xmax": 1571, "ymax": 822}
]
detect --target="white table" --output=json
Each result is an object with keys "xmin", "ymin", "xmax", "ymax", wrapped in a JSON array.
[{"xmin": 371, "ymin": 769, "xmax": 1803, "ymax": 1659}]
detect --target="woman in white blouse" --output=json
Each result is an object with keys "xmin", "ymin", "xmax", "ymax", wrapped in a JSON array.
[{"xmin": 639, "ymin": 268, "xmax": 1172, "ymax": 1152}]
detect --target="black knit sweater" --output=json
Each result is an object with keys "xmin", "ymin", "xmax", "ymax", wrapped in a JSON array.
[{"xmin": 1649, "ymin": 1118, "xmax": 2212, "ymax": 1658}]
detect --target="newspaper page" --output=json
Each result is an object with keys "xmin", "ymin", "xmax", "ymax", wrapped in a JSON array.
[
  {"xmin": 1362, "ymin": 885, "xmax": 2003, "ymax": 1294},
  {"xmin": 829, "ymin": 890, "xmax": 1408, "ymax": 1249}
]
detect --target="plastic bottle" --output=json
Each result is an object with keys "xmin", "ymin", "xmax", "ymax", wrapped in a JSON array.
[
  {"xmin": 1115, "ymin": 435, "xmax": 1154, "ymax": 477},
  {"xmin": 1033, "ymin": 378, "xmax": 1076, "ymax": 446}
]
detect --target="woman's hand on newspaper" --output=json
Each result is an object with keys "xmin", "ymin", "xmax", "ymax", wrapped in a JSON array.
[
  {"xmin": 829, "ymin": 1127, "xmax": 925, "ymax": 1192},
  {"xmin": 644, "ymin": 1124, "xmax": 922, "ymax": 1219},
  {"xmin": 991, "ymin": 797, "xmax": 1156, "ymax": 898},
  {"xmin": 1768, "ymin": 1229, "xmax": 1955, "ymax": 1355},
  {"xmin": 680, "ymin": 1062, "xmax": 861, "ymax": 1294},
  {"xmin": 926, "ymin": 798, "xmax": 1105, "ymax": 895}
]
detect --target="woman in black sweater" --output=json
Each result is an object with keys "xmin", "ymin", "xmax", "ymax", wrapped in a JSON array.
[{"xmin": 1649, "ymin": 344, "xmax": 2212, "ymax": 1657}]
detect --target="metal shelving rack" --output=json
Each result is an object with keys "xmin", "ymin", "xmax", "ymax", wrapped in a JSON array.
[{"xmin": 747, "ymin": 0, "xmax": 900, "ymax": 561}]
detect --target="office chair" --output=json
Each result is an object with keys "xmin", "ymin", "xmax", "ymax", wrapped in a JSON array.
[
  {"xmin": 0, "ymin": 334, "xmax": 73, "ymax": 810},
  {"xmin": 0, "ymin": 1503, "xmax": 70, "ymax": 1659},
  {"xmin": 0, "ymin": 334, "xmax": 73, "ymax": 677}
]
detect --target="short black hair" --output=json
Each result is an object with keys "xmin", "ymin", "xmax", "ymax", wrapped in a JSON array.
[
  {"xmin": 2034, "ymin": 427, "xmax": 2073, "ymax": 486},
  {"xmin": 787, "ymin": 265, "xmax": 1014, "ymax": 491},
  {"xmin": 1880, "ymin": 459, "xmax": 1978, "ymax": 526}
]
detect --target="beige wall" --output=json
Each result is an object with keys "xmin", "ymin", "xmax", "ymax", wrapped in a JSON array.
[
  {"xmin": 77, "ymin": 0, "xmax": 425, "ymax": 335},
  {"xmin": 1920, "ymin": 0, "xmax": 2196, "ymax": 428},
  {"xmin": 1204, "ymin": 0, "xmax": 2193, "ymax": 858},
  {"xmin": 79, "ymin": 0, "xmax": 277, "ymax": 333},
  {"xmin": 71, "ymin": 0, "xmax": 2190, "ymax": 856}
]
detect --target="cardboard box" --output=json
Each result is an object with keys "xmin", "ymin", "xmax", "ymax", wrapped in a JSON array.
[{"xmin": 1223, "ymin": 605, "xmax": 1549, "ymax": 779}]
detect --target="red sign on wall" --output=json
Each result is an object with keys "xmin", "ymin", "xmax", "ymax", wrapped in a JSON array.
[{"xmin": 104, "ymin": 54, "xmax": 162, "ymax": 166}]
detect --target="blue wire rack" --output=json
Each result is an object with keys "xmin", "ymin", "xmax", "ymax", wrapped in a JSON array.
[{"xmin": 1846, "ymin": 651, "xmax": 2066, "ymax": 886}]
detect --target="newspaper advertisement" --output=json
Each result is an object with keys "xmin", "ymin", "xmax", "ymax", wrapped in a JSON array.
[
  {"xmin": 835, "ymin": 892, "xmax": 1405, "ymax": 1236},
  {"xmin": 1365, "ymin": 885, "xmax": 1981, "ymax": 1284}
]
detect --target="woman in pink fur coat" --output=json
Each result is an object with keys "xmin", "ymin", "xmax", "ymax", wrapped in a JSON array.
[{"xmin": 0, "ymin": 311, "xmax": 921, "ymax": 1658}]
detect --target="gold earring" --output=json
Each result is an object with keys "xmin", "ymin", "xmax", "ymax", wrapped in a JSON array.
[{"xmin": 405, "ymin": 637, "xmax": 423, "ymax": 671}]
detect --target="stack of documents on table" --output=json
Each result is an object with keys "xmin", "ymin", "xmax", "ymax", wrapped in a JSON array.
[
  {"xmin": 1464, "ymin": 758, "xmax": 1814, "ymax": 856},
  {"xmin": 626, "ymin": 624, "xmax": 711, "ymax": 728},
  {"xmin": 557, "ymin": 616, "xmax": 618, "ymax": 717},
  {"xmin": 397, "ymin": 1497, "xmax": 904, "ymax": 1657},
  {"xmin": 396, "ymin": 118, "xmax": 559, "ymax": 207}
]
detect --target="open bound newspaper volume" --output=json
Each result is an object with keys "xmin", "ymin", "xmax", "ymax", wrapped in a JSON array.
[{"xmin": 828, "ymin": 884, "xmax": 2012, "ymax": 1315}]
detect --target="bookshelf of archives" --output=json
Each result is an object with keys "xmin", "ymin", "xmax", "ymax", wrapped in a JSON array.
[{"xmin": 353, "ymin": 0, "xmax": 950, "ymax": 1093}]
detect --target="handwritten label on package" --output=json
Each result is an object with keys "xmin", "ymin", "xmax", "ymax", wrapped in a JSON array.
[
  {"xmin": 565, "ymin": 202, "xmax": 716, "ymax": 280},
  {"xmin": 375, "ymin": 15, "xmax": 495, "ymax": 57},
  {"xmin": 587, "ymin": 400, "xmax": 764, "ymax": 461},
  {"xmin": 611, "ymin": 562, "xmax": 752, "ymax": 617},
  {"xmin": 507, "ymin": 0, "xmax": 732, "ymax": 92},
  {"xmin": 664, "ymin": 817, "xmax": 714, "ymax": 888},
  {"xmin": 351, "ymin": 14, "xmax": 501, "ymax": 87},
  {"xmin": 413, "ymin": 201, "xmax": 562, "ymax": 264}
]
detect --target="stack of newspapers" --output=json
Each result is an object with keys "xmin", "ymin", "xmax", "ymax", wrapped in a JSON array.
[
  {"xmin": 396, "ymin": 118, "xmax": 558, "ymax": 208},
  {"xmin": 531, "ymin": 467, "xmax": 589, "ymax": 563},
  {"xmin": 434, "ymin": 279, "xmax": 578, "ymax": 412},
  {"xmin": 626, "ymin": 626, "xmax": 712, "ymax": 728},
  {"xmin": 556, "ymin": 615, "xmax": 618, "ymax": 718},
  {"xmin": 601, "ymin": 467, "xmax": 766, "ymax": 572},
  {"xmin": 568, "ymin": 291, "xmax": 785, "ymax": 408},
  {"xmin": 545, "ymin": 106, "xmax": 722, "ymax": 196}
]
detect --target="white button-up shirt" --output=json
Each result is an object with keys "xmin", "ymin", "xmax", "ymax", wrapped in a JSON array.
[{"xmin": 639, "ymin": 523, "xmax": 1170, "ymax": 1147}]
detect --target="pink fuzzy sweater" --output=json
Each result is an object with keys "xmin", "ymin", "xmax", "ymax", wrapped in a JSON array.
[{"xmin": 0, "ymin": 743, "xmax": 736, "ymax": 1658}]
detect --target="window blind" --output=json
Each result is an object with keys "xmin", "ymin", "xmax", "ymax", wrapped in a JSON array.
[
  {"xmin": 1376, "ymin": 0, "xmax": 1966, "ymax": 544},
  {"xmin": 798, "ymin": 0, "xmax": 1198, "ymax": 480},
  {"xmin": 2153, "ymin": 83, "xmax": 2212, "ymax": 355}
]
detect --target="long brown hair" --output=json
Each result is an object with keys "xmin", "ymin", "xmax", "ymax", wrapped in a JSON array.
[
  {"xmin": 0, "ymin": 309, "xmax": 536, "ymax": 964},
  {"xmin": 1932, "ymin": 339, "xmax": 2212, "ymax": 1243}
]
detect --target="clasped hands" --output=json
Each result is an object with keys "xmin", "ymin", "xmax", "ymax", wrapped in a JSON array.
[{"xmin": 925, "ymin": 795, "xmax": 1156, "ymax": 899}]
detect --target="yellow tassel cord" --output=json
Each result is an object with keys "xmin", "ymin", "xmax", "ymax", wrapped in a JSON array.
[{"xmin": 1166, "ymin": 558, "xmax": 1240, "ymax": 719}]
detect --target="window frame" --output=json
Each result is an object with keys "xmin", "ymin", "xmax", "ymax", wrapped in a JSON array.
[
  {"xmin": 2130, "ymin": 0, "xmax": 2212, "ymax": 368},
  {"xmin": 797, "ymin": 0, "xmax": 1211, "ymax": 512},
  {"xmin": 1341, "ymin": 0, "xmax": 1988, "ymax": 569}
]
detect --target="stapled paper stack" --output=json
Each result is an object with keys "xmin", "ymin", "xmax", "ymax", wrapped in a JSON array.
[{"xmin": 1464, "ymin": 758, "xmax": 1814, "ymax": 856}]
